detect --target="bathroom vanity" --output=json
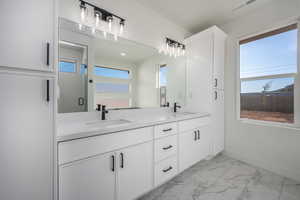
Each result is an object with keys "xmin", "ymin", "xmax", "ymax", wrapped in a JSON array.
[{"xmin": 57, "ymin": 112, "xmax": 215, "ymax": 200}]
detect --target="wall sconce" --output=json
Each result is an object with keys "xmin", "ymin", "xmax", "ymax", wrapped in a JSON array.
[
  {"xmin": 78, "ymin": 0, "xmax": 126, "ymax": 41},
  {"xmin": 159, "ymin": 38, "xmax": 185, "ymax": 58}
]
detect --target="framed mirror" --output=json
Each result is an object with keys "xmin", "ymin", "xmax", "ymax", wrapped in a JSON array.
[{"xmin": 58, "ymin": 18, "xmax": 186, "ymax": 113}]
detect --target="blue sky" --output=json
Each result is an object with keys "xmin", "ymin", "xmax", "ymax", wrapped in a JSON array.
[{"xmin": 240, "ymin": 29, "xmax": 297, "ymax": 93}]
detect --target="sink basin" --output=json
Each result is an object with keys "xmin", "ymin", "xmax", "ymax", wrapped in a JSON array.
[{"xmin": 86, "ymin": 119, "xmax": 132, "ymax": 129}]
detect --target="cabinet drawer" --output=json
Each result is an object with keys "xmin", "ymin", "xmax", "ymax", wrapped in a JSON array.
[
  {"xmin": 154, "ymin": 135, "xmax": 177, "ymax": 162},
  {"xmin": 59, "ymin": 127, "xmax": 153, "ymax": 165},
  {"xmin": 154, "ymin": 156, "xmax": 178, "ymax": 187},
  {"xmin": 154, "ymin": 122, "xmax": 177, "ymax": 139},
  {"xmin": 178, "ymin": 117, "xmax": 210, "ymax": 133}
]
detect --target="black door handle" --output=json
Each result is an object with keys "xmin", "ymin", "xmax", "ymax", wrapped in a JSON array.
[
  {"xmin": 194, "ymin": 131, "xmax": 197, "ymax": 141},
  {"xmin": 111, "ymin": 155, "xmax": 115, "ymax": 172},
  {"xmin": 46, "ymin": 80, "xmax": 50, "ymax": 102},
  {"xmin": 163, "ymin": 145, "xmax": 173, "ymax": 150},
  {"xmin": 215, "ymin": 91, "xmax": 218, "ymax": 100},
  {"xmin": 215, "ymin": 78, "xmax": 218, "ymax": 87},
  {"xmin": 197, "ymin": 130, "xmax": 200, "ymax": 140},
  {"xmin": 120, "ymin": 152, "xmax": 124, "ymax": 168},
  {"xmin": 46, "ymin": 42, "xmax": 50, "ymax": 66},
  {"xmin": 162, "ymin": 166, "xmax": 173, "ymax": 173}
]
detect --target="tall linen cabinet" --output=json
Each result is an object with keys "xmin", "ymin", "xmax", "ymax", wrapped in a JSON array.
[
  {"xmin": 0, "ymin": 0, "xmax": 56, "ymax": 200},
  {"xmin": 185, "ymin": 26, "xmax": 227, "ymax": 156}
]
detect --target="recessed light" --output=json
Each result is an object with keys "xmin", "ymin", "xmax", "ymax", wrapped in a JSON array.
[{"xmin": 120, "ymin": 52, "xmax": 126, "ymax": 56}]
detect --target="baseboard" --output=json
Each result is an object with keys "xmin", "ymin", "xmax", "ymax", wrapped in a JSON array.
[{"xmin": 224, "ymin": 150, "xmax": 300, "ymax": 183}]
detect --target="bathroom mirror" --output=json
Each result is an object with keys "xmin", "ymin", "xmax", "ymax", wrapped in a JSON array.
[{"xmin": 58, "ymin": 18, "xmax": 186, "ymax": 113}]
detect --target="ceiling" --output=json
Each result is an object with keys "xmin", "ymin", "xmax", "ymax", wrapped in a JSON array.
[
  {"xmin": 94, "ymin": 37, "xmax": 158, "ymax": 64},
  {"xmin": 138, "ymin": 0, "xmax": 277, "ymax": 33}
]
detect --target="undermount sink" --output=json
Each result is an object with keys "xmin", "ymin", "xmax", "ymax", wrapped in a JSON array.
[{"xmin": 85, "ymin": 119, "xmax": 132, "ymax": 129}]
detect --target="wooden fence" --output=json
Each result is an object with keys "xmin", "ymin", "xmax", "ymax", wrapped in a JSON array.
[{"xmin": 240, "ymin": 92, "xmax": 293, "ymax": 113}]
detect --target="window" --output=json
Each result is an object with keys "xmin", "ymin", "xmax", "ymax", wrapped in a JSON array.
[
  {"xmin": 159, "ymin": 64, "xmax": 167, "ymax": 107},
  {"xmin": 94, "ymin": 66, "xmax": 130, "ymax": 79},
  {"xmin": 59, "ymin": 61, "xmax": 76, "ymax": 72},
  {"xmin": 239, "ymin": 24, "xmax": 298, "ymax": 124},
  {"xmin": 94, "ymin": 66, "xmax": 132, "ymax": 109}
]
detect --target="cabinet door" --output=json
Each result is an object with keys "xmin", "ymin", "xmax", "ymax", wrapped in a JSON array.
[
  {"xmin": 212, "ymin": 32, "xmax": 226, "ymax": 90},
  {"xmin": 212, "ymin": 90, "xmax": 224, "ymax": 155},
  {"xmin": 117, "ymin": 142, "xmax": 153, "ymax": 200},
  {"xmin": 0, "ymin": 0, "xmax": 53, "ymax": 71},
  {"xmin": 186, "ymin": 31, "xmax": 213, "ymax": 113},
  {"xmin": 0, "ymin": 73, "xmax": 53, "ymax": 200},
  {"xmin": 179, "ymin": 130, "xmax": 199, "ymax": 172},
  {"xmin": 197, "ymin": 125, "xmax": 211, "ymax": 161},
  {"xmin": 59, "ymin": 152, "xmax": 116, "ymax": 200}
]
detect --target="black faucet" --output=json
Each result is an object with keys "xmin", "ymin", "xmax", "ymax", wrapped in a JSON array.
[
  {"xmin": 101, "ymin": 105, "xmax": 109, "ymax": 120},
  {"xmin": 96, "ymin": 104, "xmax": 101, "ymax": 111},
  {"xmin": 162, "ymin": 102, "xmax": 170, "ymax": 107},
  {"xmin": 174, "ymin": 102, "xmax": 181, "ymax": 113}
]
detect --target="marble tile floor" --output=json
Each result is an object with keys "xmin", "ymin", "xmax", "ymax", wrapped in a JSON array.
[{"xmin": 139, "ymin": 154, "xmax": 300, "ymax": 200}]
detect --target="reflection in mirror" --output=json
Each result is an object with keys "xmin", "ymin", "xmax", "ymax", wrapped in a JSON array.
[
  {"xmin": 58, "ymin": 41, "xmax": 88, "ymax": 113},
  {"xmin": 58, "ymin": 18, "xmax": 186, "ymax": 113}
]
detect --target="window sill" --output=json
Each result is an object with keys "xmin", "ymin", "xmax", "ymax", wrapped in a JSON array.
[{"xmin": 237, "ymin": 118, "xmax": 300, "ymax": 131}]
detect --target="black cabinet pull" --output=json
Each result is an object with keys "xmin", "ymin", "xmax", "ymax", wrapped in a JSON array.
[
  {"xmin": 163, "ymin": 145, "xmax": 173, "ymax": 150},
  {"xmin": 163, "ymin": 128, "xmax": 172, "ymax": 132},
  {"xmin": 215, "ymin": 91, "xmax": 218, "ymax": 100},
  {"xmin": 197, "ymin": 130, "xmax": 200, "ymax": 140},
  {"xmin": 194, "ymin": 131, "xmax": 197, "ymax": 141},
  {"xmin": 46, "ymin": 80, "xmax": 50, "ymax": 102},
  {"xmin": 162, "ymin": 166, "xmax": 173, "ymax": 173},
  {"xmin": 120, "ymin": 153, "xmax": 124, "ymax": 168},
  {"xmin": 111, "ymin": 155, "xmax": 115, "ymax": 172},
  {"xmin": 46, "ymin": 42, "xmax": 50, "ymax": 66},
  {"xmin": 215, "ymin": 78, "xmax": 218, "ymax": 87}
]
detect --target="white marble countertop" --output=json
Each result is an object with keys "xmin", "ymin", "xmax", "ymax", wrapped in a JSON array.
[{"xmin": 57, "ymin": 112, "xmax": 210, "ymax": 142}]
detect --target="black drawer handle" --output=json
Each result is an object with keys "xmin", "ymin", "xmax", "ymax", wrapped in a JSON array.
[
  {"xmin": 111, "ymin": 155, "xmax": 115, "ymax": 172},
  {"xmin": 162, "ymin": 166, "xmax": 173, "ymax": 173},
  {"xmin": 163, "ymin": 145, "xmax": 173, "ymax": 150},
  {"xmin": 46, "ymin": 42, "xmax": 50, "ymax": 66},
  {"xmin": 215, "ymin": 78, "xmax": 218, "ymax": 87},
  {"xmin": 163, "ymin": 128, "xmax": 172, "ymax": 132},
  {"xmin": 120, "ymin": 152, "xmax": 124, "ymax": 168},
  {"xmin": 46, "ymin": 80, "xmax": 50, "ymax": 102}
]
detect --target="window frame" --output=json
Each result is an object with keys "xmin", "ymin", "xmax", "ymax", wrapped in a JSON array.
[
  {"xmin": 236, "ymin": 21, "xmax": 300, "ymax": 128},
  {"xmin": 93, "ymin": 65, "xmax": 133, "ymax": 109},
  {"xmin": 59, "ymin": 58, "xmax": 78, "ymax": 73}
]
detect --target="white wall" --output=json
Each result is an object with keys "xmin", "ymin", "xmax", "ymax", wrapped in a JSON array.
[
  {"xmin": 135, "ymin": 55, "xmax": 186, "ymax": 108},
  {"xmin": 220, "ymin": 0, "xmax": 300, "ymax": 181},
  {"xmin": 59, "ymin": 0, "xmax": 190, "ymax": 50}
]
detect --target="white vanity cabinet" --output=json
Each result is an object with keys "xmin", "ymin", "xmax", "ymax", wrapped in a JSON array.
[
  {"xmin": 59, "ymin": 152, "xmax": 116, "ymax": 200},
  {"xmin": 58, "ymin": 127, "xmax": 154, "ymax": 200},
  {"xmin": 178, "ymin": 117, "xmax": 211, "ymax": 172},
  {"xmin": 116, "ymin": 142, "xmax": 153, "ymax": 200},
  {"xmin": 185, "ymin": 26, "xmax": 227, "ymax": 157},
  {"xmin": 0, "ymin": 0, "xmax": 54, "ymax": 71},
  {"xmin": 0, "ymin": 72, "xmax": 54, "ymax": 200}
]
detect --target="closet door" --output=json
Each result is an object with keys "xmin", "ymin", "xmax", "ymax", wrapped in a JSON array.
[
  {"xmin": 0, "ymin": 0, "xmax": 54, "ymax": 71},
  {"xmin": 0, "ymin": 72, "xmax": 54, "ymax": 200}
]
